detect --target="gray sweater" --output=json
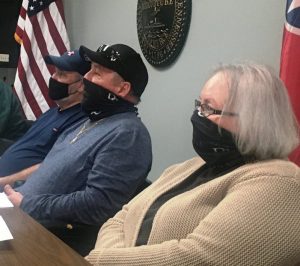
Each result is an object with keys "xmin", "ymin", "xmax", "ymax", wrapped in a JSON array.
[{"xmin": 18, "ymin": 112, "xmax": 152, "ymax": 226}]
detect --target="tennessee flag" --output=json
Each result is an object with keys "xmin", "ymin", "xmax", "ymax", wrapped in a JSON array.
[{"xmin": 280, "ymin": 0, "xmax": 300, "ymax": 165}]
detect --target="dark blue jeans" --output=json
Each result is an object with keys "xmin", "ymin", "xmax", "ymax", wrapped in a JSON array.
[{"xmin": 47, "ymin": 224, "xmax": 100, "ymax": 256}]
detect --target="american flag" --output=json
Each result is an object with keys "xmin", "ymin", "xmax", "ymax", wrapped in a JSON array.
[
  {"xmin": 280, "ymin": 0, "xmax": 300, "ymax": 165},
  {"xmin": 14, "ymin": 0, "xmax": 70, "ymax": 120}
]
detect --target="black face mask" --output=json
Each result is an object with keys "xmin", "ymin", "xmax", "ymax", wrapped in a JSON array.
[
  {"xmin": 48, "ymin": 77, "xmax": 69, "ymax": 100},
  {"xmin": 191, "ymin": 110, "xmax": 243, "ymax": 165},
  {"xmin": 81, "ymin": 78, "xmax": 136, "ymax": 120}
]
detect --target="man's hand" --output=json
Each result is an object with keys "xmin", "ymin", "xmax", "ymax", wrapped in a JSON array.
[
  {"xmin": 0, "ymin": 164, "xmax": 41, "ymax": 189},
  {"xmin": 4, "ymin": 184, "xmax": 23, "ymax": 207},
  {"xmin": 0, "ymin": 177, "xmax": 13, "ymax": 188}
]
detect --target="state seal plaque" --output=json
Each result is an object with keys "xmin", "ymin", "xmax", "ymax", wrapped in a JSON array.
[{"xmin": 137, "ymin": 0, "xmax": 192, "ymax": 67}]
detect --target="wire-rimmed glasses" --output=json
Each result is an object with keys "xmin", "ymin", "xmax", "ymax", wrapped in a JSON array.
[{"xmin": 195, "ymin": 99, "xmax": 238, "ymax": 117}]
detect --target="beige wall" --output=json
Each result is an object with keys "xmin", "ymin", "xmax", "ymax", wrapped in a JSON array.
[{"xmin": 63, "ymin": 0, "xmax": 286, "ymax": 181}]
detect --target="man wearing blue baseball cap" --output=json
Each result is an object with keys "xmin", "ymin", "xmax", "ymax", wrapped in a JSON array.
[
  {"xmin": 0, "ymin": 49, "xmax": 89, "ymax": 186},
  {"xmin": 3, "ymin": 43, "xmax": 152, "ymax": 256}
]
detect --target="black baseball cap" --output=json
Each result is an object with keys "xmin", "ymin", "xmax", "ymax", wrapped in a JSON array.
[
  {"xmin": 79, "ymin": 44, "xmax": 148, "ymax": 97},
  {"xmin": 44, "ymin": 49, "xmax": 91, "ymax": 75}
]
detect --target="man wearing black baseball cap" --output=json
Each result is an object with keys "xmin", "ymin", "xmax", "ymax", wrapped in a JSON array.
[
  {"xmin": 79, "ymin": 43, "xmax": 148, "ymax": 119},
  {"xmin": 4, "ymin": 43, "xmax": 152, "ymax": 256}
]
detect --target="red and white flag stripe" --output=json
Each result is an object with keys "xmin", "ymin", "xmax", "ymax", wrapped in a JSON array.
[{"xmin": 14, "ymin": 0, "xmax": 70, "ymax": 120}]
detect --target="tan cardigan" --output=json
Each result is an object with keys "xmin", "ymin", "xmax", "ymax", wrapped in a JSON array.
[{"xmin": 86, "ymin": 157, "xmax": 300, "ymax": 265}]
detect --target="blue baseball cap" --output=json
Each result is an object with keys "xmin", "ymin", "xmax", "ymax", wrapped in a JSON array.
[{"xmin": 44, "ymin": 49, "xmax": 91, "ymax": 75}]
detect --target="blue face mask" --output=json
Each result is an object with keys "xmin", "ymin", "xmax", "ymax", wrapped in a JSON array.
[{"xmin": 191, "ymin": 110, "xmax": 242, "ymax": 165}]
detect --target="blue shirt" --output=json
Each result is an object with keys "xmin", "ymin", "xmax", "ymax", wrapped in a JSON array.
[
  {"xmin": 18, "ymin": 112, "xmax": 152, "ymax": 226},
  {"xmin": 0, "ymin": 104, "xmax": 86, "ymax": 176}
]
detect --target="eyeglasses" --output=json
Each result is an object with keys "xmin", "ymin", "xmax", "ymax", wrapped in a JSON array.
[{"xmin": 195, "ymin": 99, "xmax": 238, "ymax": 117}]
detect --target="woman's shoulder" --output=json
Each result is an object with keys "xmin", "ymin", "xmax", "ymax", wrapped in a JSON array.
[{"xmin": 231, "ymin": 159, "xmax": 300, "ymax": 186}]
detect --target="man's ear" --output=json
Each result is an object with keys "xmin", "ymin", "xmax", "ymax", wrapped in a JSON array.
[{"xmin": 117, "ymin": 81, "xmax": 131, "ymax": 97}]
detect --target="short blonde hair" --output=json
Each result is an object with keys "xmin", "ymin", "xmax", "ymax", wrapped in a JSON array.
[{"xmin": 212, "ymin": 63, "xmax": 299, "ymax": 160}]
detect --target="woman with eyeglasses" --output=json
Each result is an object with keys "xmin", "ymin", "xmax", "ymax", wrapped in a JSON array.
[{"xmin": 86, "ymin": 63, "xmax": 300, "ymax": 265}]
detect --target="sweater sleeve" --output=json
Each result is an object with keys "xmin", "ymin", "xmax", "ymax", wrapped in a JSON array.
[
  {"xmin": 93, "ymin": 205, "xmax": 129, "ymax": 249},
  {"xmin": 86, "ymin": 174, "xmax": 300, "ymax": 266}
]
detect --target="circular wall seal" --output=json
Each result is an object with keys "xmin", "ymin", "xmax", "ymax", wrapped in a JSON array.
[{"xmin": 137, "ymin": 0, "xmax": 192, "ymax": 67}]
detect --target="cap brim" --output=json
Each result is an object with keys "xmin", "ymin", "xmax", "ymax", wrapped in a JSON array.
[
  {"xmin": 44, "ymin": 54, "xmax": 72, "ymax": 71},
  {"xmin": 79, "ymin": 45, "xmax": 113, "ymax": 71}
]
